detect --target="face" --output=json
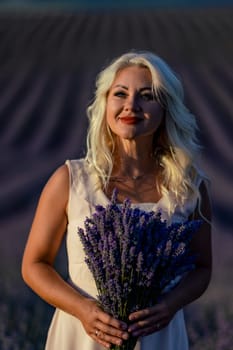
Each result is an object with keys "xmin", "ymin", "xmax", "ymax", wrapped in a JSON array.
[{"xmin": 105, "ymin": 65, "xmax": 164, "ymax": 142}]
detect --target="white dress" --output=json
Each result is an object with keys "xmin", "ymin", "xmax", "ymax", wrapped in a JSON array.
[{"xmin": 45, "ymin": 159, "xmax": 202, "ymax": 350}]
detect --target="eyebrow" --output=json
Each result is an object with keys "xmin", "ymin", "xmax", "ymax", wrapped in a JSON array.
[{"xmin": 113, "ymin": 84, "xmax": 153, "ymax": 91}]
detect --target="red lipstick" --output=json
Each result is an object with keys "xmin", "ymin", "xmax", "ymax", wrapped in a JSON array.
[{"xmin": 120, "ymin": 117, "xmax": 142, "ymax": 125}]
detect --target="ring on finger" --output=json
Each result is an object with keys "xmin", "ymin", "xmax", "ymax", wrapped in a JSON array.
[{"xmin": 95, "ymin": 329, "xmax": 101, "ymax": 337}]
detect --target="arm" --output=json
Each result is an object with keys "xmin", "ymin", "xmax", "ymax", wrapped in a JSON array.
[
  {"xmin": 22, "ymin": 165, "xmax": 128, "ymax": 348},
  {"xmin": 128, "ymin": 181, "xmax": 212, "ymax": 337}
]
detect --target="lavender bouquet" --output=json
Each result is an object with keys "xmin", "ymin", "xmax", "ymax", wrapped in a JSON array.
[{"xmin": 78, "ymin": 189, "xmax": 202, "ymax": 350}]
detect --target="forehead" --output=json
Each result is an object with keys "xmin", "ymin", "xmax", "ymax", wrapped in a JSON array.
[{"xmin": 112, "ymin": 65, "xmax": 152, "ymax": 87}]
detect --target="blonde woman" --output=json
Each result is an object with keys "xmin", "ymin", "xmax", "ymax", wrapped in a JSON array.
[{"xmin": 22, "ymin": 51, "xmax": 212, "ymax": 350}]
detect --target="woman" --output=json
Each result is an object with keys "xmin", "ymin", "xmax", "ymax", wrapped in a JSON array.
[{"xmin": 22, "ymin": 51, "xmax": 212, "ymax": 349}]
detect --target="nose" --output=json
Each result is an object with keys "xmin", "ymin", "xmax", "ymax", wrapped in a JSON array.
[{"xmin": 124, "ymin": 95, "xmax": 142, "ymax": 112}]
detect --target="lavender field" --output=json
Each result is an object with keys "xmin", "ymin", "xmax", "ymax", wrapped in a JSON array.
[{"xmin": 0, "ymin": 6, "xmax": 233, "ymax": 349}]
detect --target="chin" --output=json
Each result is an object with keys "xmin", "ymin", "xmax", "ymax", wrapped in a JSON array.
[{"xmin": 120, "ymin": 133, "xmax": 139, "ymax": 140}]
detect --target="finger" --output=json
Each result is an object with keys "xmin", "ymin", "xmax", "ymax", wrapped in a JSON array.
[
  {"xmin": 129, "ymin": 303, "xmax": 169, "ymax": 324},
  {"xmin": 128, "ymin": 316, "xmax": 153, "ymax": 333},
  {"xmin": 99, "ymin": 311, "xmax": 128, "ymax": 331},
  {"xmin": 130, "ymin": 320, "xmax": 168, "ymax": 337},
  {"xmin": 95, "ymin": 320, "xmax": 129, "ymax": 341},
  {"xmin": 93, "ymin": 329, "xmax": 125, "ymax": 347},
  {"xmin": 92, "ymin": 329, "xmax": 112, "ymax": 348},
  {"xmin": 131, "ymin": 320, "xmax": 169, "ymax": 337},
  {"xmin": 128, "ymin": 312, "xmax": 169, "ymax": 335},
  {"xmin": 94, "ymin": 335, "xmax": 111, "ymax": 349},
  {"xmin": 129, "ymin": 307, "xmax": 151, "ymax": 321}
]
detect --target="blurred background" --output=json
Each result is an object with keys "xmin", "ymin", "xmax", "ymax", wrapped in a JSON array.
[{"xmin": 0, "ymin": 1, "xmax": 232, "ymax": 349}]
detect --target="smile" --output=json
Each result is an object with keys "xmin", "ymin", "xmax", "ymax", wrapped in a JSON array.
[{"xmin": 120, "ymin": 117, "xmax": 143, "ymax": 125}]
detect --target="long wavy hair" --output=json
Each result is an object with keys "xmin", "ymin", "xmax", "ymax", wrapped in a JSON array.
[{"xmin": 86, "ymin": 51, "xmax": 205, "ymax": 213}]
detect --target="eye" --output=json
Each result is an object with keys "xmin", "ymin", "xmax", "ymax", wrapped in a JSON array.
[
  {"xmin": 140, "ymin": 92, "xmax": 155, "ymax": 101},
  {"xmin": 114, "ymin": 90, "xmax": 127, "ymax": 98}
]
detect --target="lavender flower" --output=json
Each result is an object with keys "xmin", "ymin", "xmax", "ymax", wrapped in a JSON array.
[{"xmin": 78, "ymin": 189, "xmax": 202, "ymax": 350}]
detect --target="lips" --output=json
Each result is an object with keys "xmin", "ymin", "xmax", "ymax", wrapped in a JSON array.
[{"xmin": 120, "ymin": 117, "xmax": 142, "ymax": 125}]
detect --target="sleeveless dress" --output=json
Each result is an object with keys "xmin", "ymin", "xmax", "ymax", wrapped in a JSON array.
[{"xmin": 45, "ymin": 159, "xmax": 202, "ymax": 350}]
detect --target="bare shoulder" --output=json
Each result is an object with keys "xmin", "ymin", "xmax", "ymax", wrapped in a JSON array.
[
  {"xmin": 39, "ymin": 164, "xmax": 70, "ymax": 209},
  {"xmin": 46, "ymin": 164, "xmax": 69, "ymax": 188},
  {"xmin": 45, "ymin": 164, "xmax": 69, "ymax": 190}
]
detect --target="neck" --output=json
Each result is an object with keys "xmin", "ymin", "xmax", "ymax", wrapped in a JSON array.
[{"xmin": 112, "ymin": 138, "xmax": 155, "ymax": 178}]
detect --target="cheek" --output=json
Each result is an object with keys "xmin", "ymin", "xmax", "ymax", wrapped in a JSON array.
[
  {"xmin": 150, "ymin": 103, "xmax": 164, "ymax": 115},
  {"xmin": 106, "ymin": 100, "xmax": 122, "ymax": 122},
  {"xmin": 147, "ymin": 105, "xmax": 164, "ymax": 122},
  {"xmin": 145, "ymin": 108, "xmax": 164, "ymax": 134}
]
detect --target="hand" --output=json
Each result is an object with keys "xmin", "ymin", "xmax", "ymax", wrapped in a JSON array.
[
  {"xmin": 128, "ymin": 301, "xmax": 175, "ymax": 338},
  {"xmin": 79, "ymin": 298, "xmax": 129, "ymax": 349}
]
